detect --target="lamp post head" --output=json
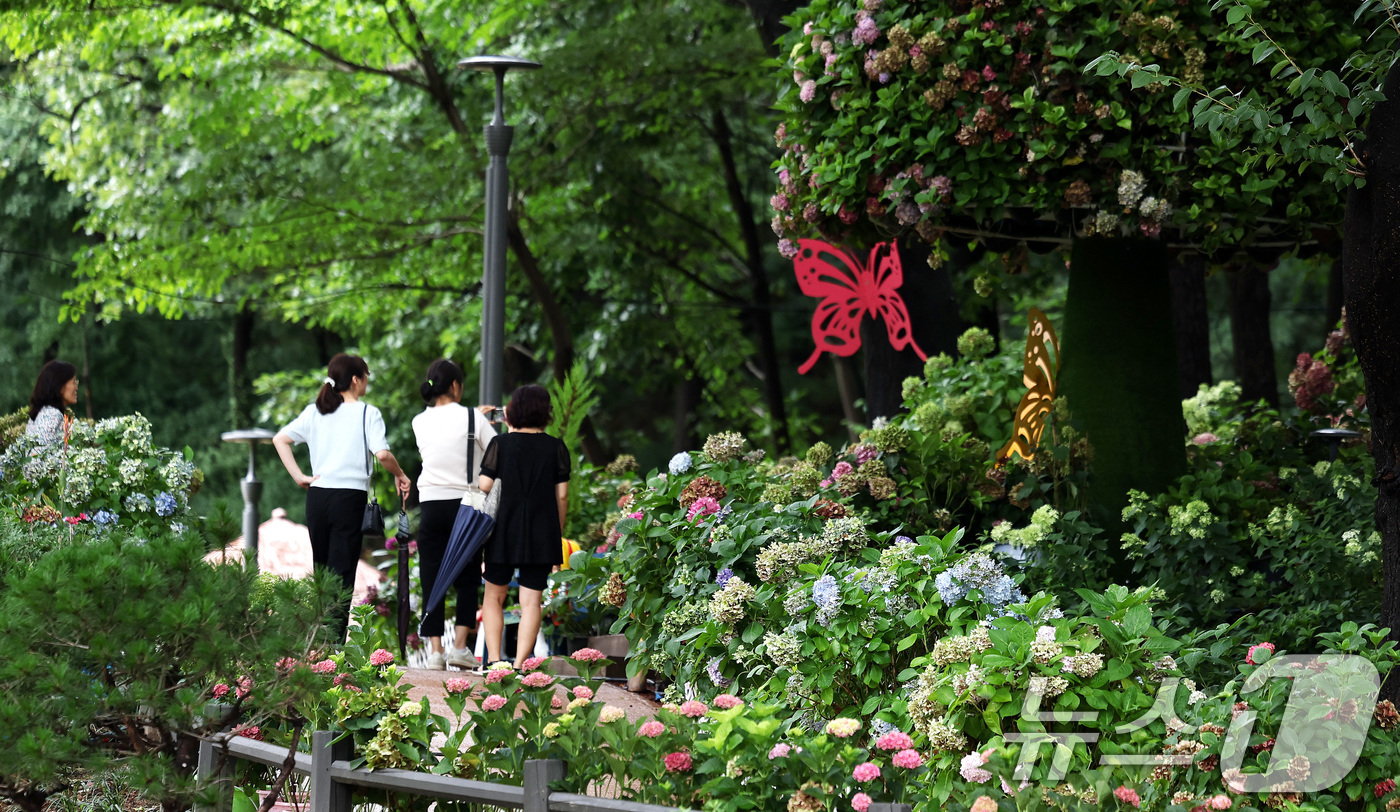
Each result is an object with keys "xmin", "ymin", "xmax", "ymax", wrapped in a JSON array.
[
  {"xmin": 220, "ymin": 428, "xmax": 277, "ymax": 444},
  {"xmin": 459, "ymin": 55, "xmax": 541, "ymax": 125},
  {"xmin": 222, "ymin": 428, "xmax": 276, "ymax": 478}
]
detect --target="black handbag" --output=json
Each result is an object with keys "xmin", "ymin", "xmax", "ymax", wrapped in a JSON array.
[{"xmin": 360, "ymin": 405, "xmax": 386, "ymax": 535}]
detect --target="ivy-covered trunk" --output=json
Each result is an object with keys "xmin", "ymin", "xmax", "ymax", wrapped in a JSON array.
[
  {"xmin": 1057, "ymin": 237, "xmax": 1186, "ymax": 565},
  {"xmin": 1343, "ymin": 65, "xmax": 1400, "ymax": 695}
]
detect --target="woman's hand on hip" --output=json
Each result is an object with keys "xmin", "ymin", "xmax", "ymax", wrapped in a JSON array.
[{"xmin": 294, "ymin": 472, "xmax": 320, "ymax": 489}]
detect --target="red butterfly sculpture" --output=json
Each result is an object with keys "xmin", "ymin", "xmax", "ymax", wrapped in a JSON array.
[{"xmin": 792, "ymin": 239, "xmax": 928, "ymax": 374}]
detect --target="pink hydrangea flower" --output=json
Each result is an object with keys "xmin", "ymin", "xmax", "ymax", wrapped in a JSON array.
[
  {"xmin": 639, "ymin": 720, "xmax": 666, "ymax": 738},
  {"xmin": 1114, "ymin": 786, "xmax": 1141, "ymax": 808},
  {"xmin": 714, "ymin": 694, "xmax": 743, "ymax": 709},
  {"xmin": 573, "ymin": 685, "xmax": 594, "ymax": 700},
  {"xmin": 778, "ymin": 239, "xmax": 799, "ymax": 259},
  {"xmin": 369, "ymin": 649, "xmax": 394, "ymax": 667},
  {"xmin": 687, "ymin": 497, "xmax": 720, "ymax": 523},
  {"xmin": 853, "ymin": 762, "xmax": 881, "ymax": 782},
  {"xmin": 892, "ymin": 749, "xmax": 924, "ymax": 769},
  {"xmin": 799, "ymin": 80, "xmax": 817, "ymax": 103},
  {"xmin": 552, "ymin": 695, "xmax": 565, "ymax": 709},
  {"xmin": 1246, "ymin": 642, "xmax": 1275, "ymax": 665},
  {"xmin": 832, "ymin": 461, "xmax": 854, "ymax": 478},
  {"xmin": 235, "ymin": 677, "xmax": 253, "ymax": 698},
  {"xmin": 572, "ymin": 647, "xmax": 605, "ymax": 662},
  {"xmin": 982, "ymin": 65, "xmax": 997, "ymax": 81},
  {"xmin": 826, "ymin": 718, "xmax": 862, "ymax": 738},
  {"xmin": 1192, "ymin": 432, "xmax": 1220, "ymax": 445},
  {"xmin": 482, "ymin": 694, "xmax": 507, "ymax": 711},
  {"xmin": 771, "ymin": 194, "xmax": 791, "ymax": 212},
  {"xmin": 522, "ymin": 656, "xmax": 546, "ymax": 671},
  {"xmin": 522, "ymin": 672, "xmax": 555, "ymax": 688},
  {"xmin": 852, "ymin": 793, "xmax": 873, "ymax": 812},
  {"xmin": 236, "ymin": 726, "xmax": 262, "ymax": 740},
  {"xmin": 875, "ymin": 731, "xmax": 913, "ymax": 751},
  {"xmin": 769, "ymin": 743, "xmax": 792, "ymax": 759},
  {"xmin": 1209, "ymin": 795, "xmax": 1233, "ymax": 810},
  {"xmin": 407, "ymin": 541, "xmax": 418, "ymax": 555},
  {"xmin": 972, "ymin": 797, "xmax": 998, "ymax": 812},
  {"xmin": 311, "ymin": 659, "xmax": 336, "ymax": 674},
  {"xmin": 211, "ymin": 683, "xmax": 230, "ymax": 699},
  {"xmin": 679, "ymin": 700, "xmax": 709, "ymax": 718},
  {"xmin": 333, "ymin": 672, "xmax": 353, "ymax": 687},
  {"xmin": 485, "ymin": 667, "xmax": 510, "ymax": 684},
  {"xmin": 960, "ymin": 750, "xmax": 992, "ymax": 783},
  {"xmin": 445, "ymin": 678, "xmax": 470, "ymax": 694},
  {"xmin": 664, "ymin": 752, "xmax": 692, "ymax": 772},
  {"xmin": 275, "ymin": 657, "xmax": 297, "ymax": 671}
]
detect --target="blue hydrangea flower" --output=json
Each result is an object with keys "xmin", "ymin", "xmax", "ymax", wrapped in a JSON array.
[
  {"xmin": 154, "ymin": 492, "xmax": 177, "ymax": 517},
  {"xmin": 934, "ymin": 570, "xmax": 966, "ymax": 605},
  {"xmin": 171, "ymin": 522, "xmax": 187, "ymax": 535},
  {"xmin": 92, "ymin": 509, "xmax": 119, "ymax": 528},
  {"xmin": 716, "ymin": 567, "xmax": 734, "ymax": 588},
  {"xmin": 123, "ymin": 493, "xmax": 152, "ymax": 513},
  {"xmin": 706, "ymin": 657, "xmax": 731, "ymax": 688},
  {"xmin": 813, "ymin": 574, "xmax": 841, "ymax": 610},
  {"xmin": 668, "ymin": 451, "xmax": 693, "ymax": 476}
]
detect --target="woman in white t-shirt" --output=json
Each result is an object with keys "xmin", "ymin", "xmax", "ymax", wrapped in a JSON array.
[
  {"xmin": 411, "ymin": 358, "xmax": 496, "ymax": 670},
  {"xmin": 273, "ymin": 353, "xmax": 411, "ymax": 639}
]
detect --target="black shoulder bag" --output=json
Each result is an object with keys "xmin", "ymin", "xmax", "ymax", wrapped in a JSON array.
[{"xmin": 360, "ymin": 405, "xmax": 386, "ymax": 535}]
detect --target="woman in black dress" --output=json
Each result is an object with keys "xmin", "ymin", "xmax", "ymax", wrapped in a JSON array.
[{"xmin": 477, "ymin": 384, "xmax": 570, "ymax": 669}]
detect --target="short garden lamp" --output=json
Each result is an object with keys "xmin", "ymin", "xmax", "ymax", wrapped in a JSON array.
[
  {"xmin": 1309, "ymin": 427, "xmax": 1361, "ymax": 462},
  {"xmin": 459, "ymin": 54, "xmax": 541, "ymax": 407},
  {"xmin": 220, "ymin": 428, "xmax": 276, "ymax": 574}
]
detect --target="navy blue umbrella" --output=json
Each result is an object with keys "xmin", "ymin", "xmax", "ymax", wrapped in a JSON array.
[{"xmin": 418, "ymin": 503, "xmax": 494, "ymax": 635}]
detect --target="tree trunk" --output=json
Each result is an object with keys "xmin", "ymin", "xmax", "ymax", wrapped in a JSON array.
[
  {"xmin": 861, "ymin": 240, "xmax": 960, "ymax": 420},
  {"xmin": 832, "ymin": 355, "xmax": 864, "ymax": 443},
  {"xmin": 504, "ymin": 214, "xmax": 607, "ymax": 464},
  {"xmin": 80, "ymin": 321, "xmax": 94, "ymax": 420},
  {"xmin": 672, "ymin": 373, "xmax": 704, "ymax": 454},
  {"xmin": 230, "ymin": 305, "xmax": 255, "ymax": 428},
  {"xmin": 739, "ymin": 0, "xmax": 808, "ymax": 55},
  {"xmin": 711, "ymin": 108, "xmax": 791, "ymax": 451},
  {"xmin": 1227, "ymin": 264, "xmax": 1279, "ymax": 408},
  {"xmin": 1169, "ymin": 251, "xmax": 1212, "ymax": 399},
  {"xmin": 1326, "ymin": 251, "xmax": 1344, "ymax": 330},
  {"xmin": 506, "ymin": 213, "xmax": 574, "ymax": 381},
  {"xmin": 1342, "ymin": 65, "xmax": 1400, "ymax": 691},
  {"xmin": 1058, "ymin": 238, "xmax": 1186, "ymax": 568}
]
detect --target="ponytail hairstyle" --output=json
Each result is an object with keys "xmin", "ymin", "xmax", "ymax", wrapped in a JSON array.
[
  {"xmin": 420, "ymin": 358, "xmax": 465, "ymax": 403},
  {"xmin": 28, "ymin": 360, "xmax": 76, "ymax": 421},
  {"xmin": 316, "ymin": 353, "xmax": 369, "ymax": 415}
]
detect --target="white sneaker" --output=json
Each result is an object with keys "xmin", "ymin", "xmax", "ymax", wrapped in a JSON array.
[
  {"xmin": 424, "ymin": 651, "xmax": 446, "ymax": 670},
  {"xmin": 445, "ymin": 646, "xmax": 478, "ymax": 670}
]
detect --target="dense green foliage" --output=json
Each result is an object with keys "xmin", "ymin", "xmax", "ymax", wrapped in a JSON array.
[{"xmin": 0, "ymin": 526, "xmax": 338, "ymax": 811}]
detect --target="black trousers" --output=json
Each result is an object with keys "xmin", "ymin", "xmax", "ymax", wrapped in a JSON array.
[
  {"xmin": 418, "ymin": 499, "xmax": 482, "ymax": 636},
  {"xmin": 305, "ymin": 487, "xmax": 367, "ymax": 639}
]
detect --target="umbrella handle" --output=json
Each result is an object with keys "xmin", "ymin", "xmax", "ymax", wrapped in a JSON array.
[{"xmin": 397, "ymin": 541, "xmax": 411, "ymax": 660}]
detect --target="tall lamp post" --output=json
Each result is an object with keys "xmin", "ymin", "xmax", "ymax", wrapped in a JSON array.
[
  {"xmin": 459, "ymin": 55, "xmax": 541, "ymax": 407},
  {"xmin": 220, "ymin": 428, "xmax": 276, "ymax": 574}
]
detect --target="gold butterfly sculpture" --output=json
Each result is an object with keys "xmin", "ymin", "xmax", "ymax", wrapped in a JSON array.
[{"xmin": 996, "ymin": 308, "xmax": 1060, "ymax": 468}]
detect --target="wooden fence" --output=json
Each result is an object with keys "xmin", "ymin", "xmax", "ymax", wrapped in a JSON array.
[{"xmin": 194, "ymin": 730, "xmax": 913, "ymax": 812}]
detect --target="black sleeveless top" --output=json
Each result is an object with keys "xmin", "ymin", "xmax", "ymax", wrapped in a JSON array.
[{"xmin": 478, "ymin": 432, "xmax": 571, "ymax": 565}]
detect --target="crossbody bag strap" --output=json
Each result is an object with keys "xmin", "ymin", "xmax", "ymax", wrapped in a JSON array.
[
  {"xmin": 466, "ymin": 408, "xmax": 476, "ymax": 486},
  {"xmin": 363, "ymin": 404, "xmax": 374, "ymax": 479}
]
